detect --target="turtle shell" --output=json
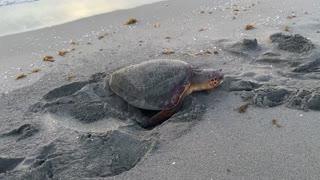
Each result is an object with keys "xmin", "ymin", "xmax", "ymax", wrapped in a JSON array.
[{"xmin": 109, "ymin": 59, "xmax": 193, "ymax": 110}]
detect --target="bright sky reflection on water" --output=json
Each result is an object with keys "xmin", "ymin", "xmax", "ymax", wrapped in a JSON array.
[{"xmin": 0, "ymin": 0, "xmax": 164, "ymax": 36}]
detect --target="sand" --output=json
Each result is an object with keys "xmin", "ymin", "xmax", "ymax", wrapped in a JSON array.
[{"xmin": 0, "ymin": 0, "xmax": 320, "ymax": 179}]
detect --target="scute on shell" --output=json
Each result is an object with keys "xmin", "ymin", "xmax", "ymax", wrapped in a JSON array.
[{"xmin": 109, "ymin": 59, "xmax": 193, "ymax": 110}]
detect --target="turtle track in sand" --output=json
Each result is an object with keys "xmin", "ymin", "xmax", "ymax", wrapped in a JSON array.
[
  {"xmin": 0, "ymin": 131, "xmax": 154, "ymax": 179},
  {"xmin": 218, "ymin": 33, "xmax": 320, "ymax": 112}
]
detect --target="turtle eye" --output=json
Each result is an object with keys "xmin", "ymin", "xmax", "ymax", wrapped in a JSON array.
[{"xmin": 214, "ymin": 78, "xmax": 218, "ymax": 81}]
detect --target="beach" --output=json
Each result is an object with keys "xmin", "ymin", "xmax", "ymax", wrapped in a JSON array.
[{"xmin": 1, "ymin": 0, "xmax": 320, "ymax": 179}]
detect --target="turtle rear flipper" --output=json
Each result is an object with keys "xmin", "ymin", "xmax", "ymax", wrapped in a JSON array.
[{"xmin": 138, "ymin": 84, "xmax": 190, "ymax": 128}]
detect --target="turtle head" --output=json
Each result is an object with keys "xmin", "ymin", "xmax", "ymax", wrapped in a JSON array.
[
  {"xmin": 208, "ymin": 69, "xmax": 224, "ymax": 88},
  {"xmin": 190, "ymin": 69, "xmax": 224, "ymax": 92}
]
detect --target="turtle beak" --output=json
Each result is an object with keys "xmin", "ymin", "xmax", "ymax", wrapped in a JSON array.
[{"xmin": 215, "ymin": 70, "xmax": 224, "ymax": 85}]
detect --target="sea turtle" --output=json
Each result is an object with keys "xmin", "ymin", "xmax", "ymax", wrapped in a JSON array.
[{"xmin": 109, "ymin": 59, "xmax": 224, "ymax": 128}]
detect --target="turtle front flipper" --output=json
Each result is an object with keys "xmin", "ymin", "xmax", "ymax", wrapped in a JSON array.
[
  {"xmin": 139, "ymin": 109, "xmax": 175, "ymax": 128},
  {"xmin": 139, "ymin": 84, "xmax": 190, "ymax": 128}
]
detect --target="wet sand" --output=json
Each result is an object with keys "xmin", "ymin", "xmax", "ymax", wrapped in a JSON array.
[{"xmin": 1, "ymin": 0, "xmax": 320, "ymax": 179}]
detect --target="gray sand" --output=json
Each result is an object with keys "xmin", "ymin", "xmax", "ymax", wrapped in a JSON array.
[{"xmin": 1, "ymin": 0, "xmax": 320, "ymax": 179}]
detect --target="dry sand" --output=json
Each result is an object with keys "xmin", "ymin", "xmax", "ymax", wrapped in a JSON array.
[{"xmin": 1, "ymin": 0, "xmax": 320, "ymax": 179}]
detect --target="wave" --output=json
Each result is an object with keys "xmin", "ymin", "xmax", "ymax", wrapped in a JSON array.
[{"xmin": 0, "ymin": 0, "xmax": 39, "ymax": 6}]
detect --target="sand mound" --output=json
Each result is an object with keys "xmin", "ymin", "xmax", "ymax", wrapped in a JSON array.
[
  {"xmin": 0, "ymin": 130, "xmax": 154, "ymax": 179},
  {"xmin": 270, "ymin": 33, "xmax": 315, "ymax": 53}
]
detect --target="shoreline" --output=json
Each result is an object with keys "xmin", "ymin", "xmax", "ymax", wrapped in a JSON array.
[{"xmin": 0, "ymin": 0, "xmax": 166, "ymax": 37}]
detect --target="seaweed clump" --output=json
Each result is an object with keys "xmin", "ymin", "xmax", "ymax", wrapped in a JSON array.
[{"xmin": 125, "ymin": 18, "xmax": 137, "ymax": 25}]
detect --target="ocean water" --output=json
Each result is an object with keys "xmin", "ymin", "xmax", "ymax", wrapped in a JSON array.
[
  {"xmin": 0, "ymin": 0, "xmax": 165, "ymax": 36},
  {"xmin": 0, "ymin": 0, "xmax": 38, "ymax": 6}
]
